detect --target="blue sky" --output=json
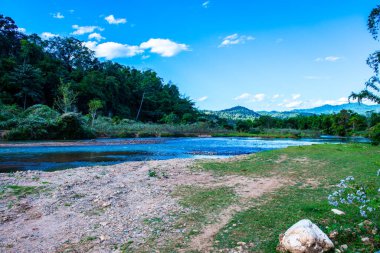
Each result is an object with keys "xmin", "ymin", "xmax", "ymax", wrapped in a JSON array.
[{"xmin": 2, "ymin": 0, "xmax": 379, "ymax": 111}]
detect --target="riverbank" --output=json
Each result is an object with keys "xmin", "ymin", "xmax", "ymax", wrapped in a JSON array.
[{"xmin": 0, "ymin": 143, "xmax": 378, "ymax": 252}]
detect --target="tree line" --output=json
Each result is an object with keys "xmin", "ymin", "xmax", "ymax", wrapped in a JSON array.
[{"xmin": 0, "ymin": 14, "xmax": 197, "ymax": 123}]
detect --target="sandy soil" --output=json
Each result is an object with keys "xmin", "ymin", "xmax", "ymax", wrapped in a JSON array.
[{"xmin": 0, "ymin": 157, "xmax": 289, "ymax": 253}]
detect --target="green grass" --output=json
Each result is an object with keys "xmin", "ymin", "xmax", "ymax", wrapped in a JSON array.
[
  {"xmin": 201, "ymin": 144, "xmax": 379, "ymax": 183},
  {"xmin": 197, "ymin": 143, "xmax": 380, "ymax": 252},
  {"xmin": 142, "ymin": 186, "xmax": 237, "ymax": 252},
  {"xmin": 0, "ymin": 185, "xmax": 43, "ymax": 199}
]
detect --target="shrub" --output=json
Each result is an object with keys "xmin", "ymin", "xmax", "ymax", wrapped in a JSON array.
[
  {"xmin": 368, "ymin": 123, "xmax": 380, "ymax": 145},
  {"xmin": 6, "ymin": 115, "xmax": 57, "ymax": 140},
  {"xmin": 56, "ymin": 113, "xmax": 95, "ymax": 140},
  {"xmin": 23, "ymin": 104, "xmax": 59, "ymax": 122},
  {"xmin": 0, "ymin": 104, "xmax": 22, "ymax": 130}
]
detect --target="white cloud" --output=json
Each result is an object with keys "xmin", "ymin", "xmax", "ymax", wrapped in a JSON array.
[
  {"xmin": 52, "ymin": 12, "xmax": 64, "ymax": 19},
  {"xmin": 311, "ymin": 97, "xmax": 348, "ymax": 107},
  {"xmin": 249, "ymin": 93, "xmax": 265, "ymax": 102},
  {"xmin": 88, "ymin": 33, "xmax": 105, "ymax": 41},
  {"xmin": 202, "ymin": 1, "xmax": 210, "ymax": 8},
  {"xmin": 69, "ymin": 10, "xmax": 75, "ymax": 14},
  {"xmin": 41, "ymin": 32, "xmax": 59, "ymax": 40},
  {"xmin": 292, "ymin": 94, "xmax": 301, "ymax": 100},
  {"xmin": 105, "ymin": 15, "xmax": 127, "ymax": 25},
  {"xmin": 234, "ymin": 93, "xmax": 265, "ymax": 102},
  {"xmin": 140, "ymin": 38, "xmax": 189, "ymax": 57},
  {"xmin": 219, "ymin": 34, "xmax": 255, "ymax": 47},
  {"xmin": 84, "ymin": 37, "xmax": 189, "ymax": 59},
  {"xmin": 17, "ymin": 28, "xmax": 26, "ymax": 33},
  {"xmin": 325, "ymin": 56, "xmax": 341, "ymax": 62},
  {"xmin": 197, "ymin": 96, "xmax": 208, "ymax": 102},
  {"xmin": 272, "ymin": 94, "xmax": 280, "ymax": 99},
  {"xmin": 234, "ymin": 93, "xmax": 251, "ymax": 100},
  {"xmin": 315, "ymin": 56, "xmax": 341, "ymax": 62},
  {"xmin": 285, "ymin": 101, "xmax": 303, "ymax": 108},
  {"xmin": 83, "ymin": 41, "xmax": 143, "ymax": 59},
  {"xmin": 72, "ymin": 25, "xmax": 104, "ymax": 35}
]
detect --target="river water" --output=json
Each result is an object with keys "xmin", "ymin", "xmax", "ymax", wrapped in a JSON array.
[{"xmin": 0, "ymin": 137, "xmax": 367, "ymax": 172}]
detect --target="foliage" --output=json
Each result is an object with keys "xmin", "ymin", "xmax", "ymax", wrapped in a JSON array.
[
  {"xmin": 3, "ymin": 105, "xmax": 94, "ymax": 140},
  {"xmin": 368, "ymin": 123, "xmax": 380, "ymax": 145},
  {"xmin": 56, "ymin": 113, "xmax": 95, "ymax": 140},
  {"xmin": 5, "ymin": 104, "xmax": 60, "ymax": 140},
  {"xmin": 54, "ymin": 79, "xmax": 78, "ymax": 113},
  {"xmin": 9, "ymin": 63, "xmax": 43, "ymax": 109},
  {"xmin": 350, "ymin": 5, "xmax": 380, "ymax": 104},
  {"xmin": 88, "ymin": 98, "xmax": 103, "ymax": 127}
]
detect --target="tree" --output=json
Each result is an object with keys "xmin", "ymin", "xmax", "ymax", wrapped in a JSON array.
[
  {"xmin": 88, "ymin": 99, "xmax": 103, "ymax": 127},
  {"xmin": 9, "ymin": 64, "xmax": 43, "ymax": 109},
  {"xmin": 0, "ymin": 14, "xmax": 25, "ymax": 57},
  {"xmin": 46, "ymin": 37, "xmax": 98, "ymax": 72},
  {"xmin": 55, "ymin": 79, "xmax": 78, "ymax": 113},
  {"xmin": 350, "ymin": 6, "xmax": 380, "ymax": 104}
]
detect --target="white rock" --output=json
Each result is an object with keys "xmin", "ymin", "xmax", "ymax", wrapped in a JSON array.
[
  {"xmin": 279, "ymin": 219, "xmax": 334, "ymax": 253},
  {"xmin": 331, "ymin": 209, "xmax": 345, "ymax": 215}
]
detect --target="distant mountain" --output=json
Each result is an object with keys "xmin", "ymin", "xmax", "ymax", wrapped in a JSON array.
[
  {"xmin": 204, "ymin": 106, "xmax": 260, "ymax": 120},
  {"xmin": 204, "ymin": 103, "xmax": 380, "ymax": 121},
  {"xmin": 291, "ymin": 103, "xmax": 380, "ymax": 115},
  {"xmin": 257, "ymin": 111, "xmax": 314, "ymax": 118}
]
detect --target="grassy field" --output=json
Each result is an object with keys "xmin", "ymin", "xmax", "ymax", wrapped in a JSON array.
[{"xmin": 177, "ymin": 144, "xmax": 380, "ymax": 252}]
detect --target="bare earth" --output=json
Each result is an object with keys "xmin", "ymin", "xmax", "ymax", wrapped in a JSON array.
[{"xmin": 0, "ymin": 157, "xmax": 290, "ymax": 253}]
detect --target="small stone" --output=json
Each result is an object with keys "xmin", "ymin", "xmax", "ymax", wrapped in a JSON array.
[
  {"xmin": 99, "ymin": 235, "xmax": 107, "ymax": 241},
  {"xmin": 237, "ymin": 241, "xmax": 246, "ymax": 246},
  {"xmin": 102, "ymin": 202, "xmax": 111, "ymax": 207},
  {"xmin": 361, "ymin": 237, "xmax": 370, "ymax": 244},
  {"xmin": 329, "ymin": 230, "xmax": 339, "ymax": 239},
  {"xmin": 340, "ymin": 244, "xmax": 348, "ymax": 251},
  {"xmin": 232, "ymin": 223, "xmax": 237, "ymax": 227},
  {"xmin": 331, "ymin": 209, "xmax": 345, "ymax": 215}
]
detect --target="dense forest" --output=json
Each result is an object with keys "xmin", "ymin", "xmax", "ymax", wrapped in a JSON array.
[{"xmin": 0, "ymin": 14, "xmax": 196, "ymax": 122}]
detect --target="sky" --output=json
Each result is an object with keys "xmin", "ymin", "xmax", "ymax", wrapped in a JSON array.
[{"xmin": 2, "ymin": 0, "xmax": 379, "ymax": 111}]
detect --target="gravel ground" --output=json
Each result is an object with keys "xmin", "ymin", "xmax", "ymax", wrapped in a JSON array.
[{"xmin": 0, "ymin": 158, "xmax": 287, "ymax": 253}]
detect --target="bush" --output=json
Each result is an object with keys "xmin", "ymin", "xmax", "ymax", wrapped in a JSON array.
[
  {"xmin": 56, "ymin": 113, "xmax": 95, "ymax": 140},
  {"xmin": 368, "ymin": 123, "xmax": 380, "ymax": 145},
  {"xmin": 0, "ymin": 104, "xmax": 22, "ymax": 129},
  {"xmin": 6, "ymin": 115, "xmax": 58, "ymax": 140},
  {"xmin": 23, "ymin": 104, "xmax": 59, "ymax": 121}
]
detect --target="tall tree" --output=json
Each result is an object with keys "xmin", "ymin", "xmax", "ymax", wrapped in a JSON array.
[
  {"xmin": 350, "ymin": 6, "xmax": 380, "ymax": 104},
  {"xmin": 9, "ymin": 64, "xmax": 43, "ymax": 109},
  {"xmin": 55, "ymin": 79, "xmax": 78, "ymax": 113},
  {"xmin": 0, "ymin": 14, "xmax": 25, "ymax": 57},
  {"xmin": 46, "ymin": 37, "xmax": 98, "ymax": 72}
]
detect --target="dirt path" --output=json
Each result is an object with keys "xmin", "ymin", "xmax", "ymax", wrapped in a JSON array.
[
  {"xmin": 185, "ymin": 176, "xmax": 288, "ymax": 252},
  {"xmin": 0, "ymin": 158, "xmax": 290, "ymax": 253}
]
